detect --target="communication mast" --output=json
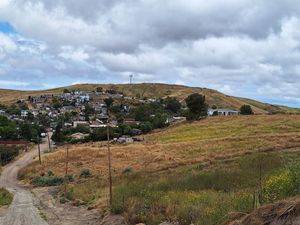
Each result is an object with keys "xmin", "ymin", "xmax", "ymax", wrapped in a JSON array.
[{"xmin": 129, "ymin": 74, "xmax": 133, "ymax": 84}]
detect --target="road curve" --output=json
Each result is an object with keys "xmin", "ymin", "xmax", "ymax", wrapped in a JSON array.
[{"xmin": 0, "ymin": 140, "xmax": 49, "ymax": 225}]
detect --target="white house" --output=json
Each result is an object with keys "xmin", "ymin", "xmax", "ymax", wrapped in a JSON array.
[
  {"xmin": 21, "ymin": 110, "xmax": 29, "ymax": 118},
  {"xmin": 78, "ymin": 95, "xmax": 90, "ymax": 103},
  {"xmin": 73, "ymin": 121, "xmax": 89, "ymax": 128},
  {"xmin": 0, "ymin": 110, "xmax": 5, "ymax": 116},
  {"xmin": 208, "ymin": 108, "xmax": 239, "ymax": 116}
]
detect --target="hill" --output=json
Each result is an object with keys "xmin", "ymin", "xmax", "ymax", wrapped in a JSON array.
[
  {"xmin": 0, "ymin": 83, "xmax": 299, "ymax": 114},
  {"xmin": 20, "ymin": 115, "xmax": 300, "ymax": 224}
]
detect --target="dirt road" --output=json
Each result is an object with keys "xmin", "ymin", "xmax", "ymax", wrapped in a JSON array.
[{"xmin": 0, "ymin": 140, "xmax": 49, "ymax": 225}]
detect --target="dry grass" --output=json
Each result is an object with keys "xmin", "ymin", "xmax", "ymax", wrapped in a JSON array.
[{"xmin": 21, "ymin": 115, "xmax": 300, "ymax": 180}]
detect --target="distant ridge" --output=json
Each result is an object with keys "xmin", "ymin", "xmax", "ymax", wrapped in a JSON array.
[{"xmin": 0, "ymin": 83, "xmax": 299, "ymax": 114}]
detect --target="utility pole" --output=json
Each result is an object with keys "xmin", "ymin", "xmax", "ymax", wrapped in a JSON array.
[
  {"xmin": 47, "ymin": 131, "xmax": 51, "ymax": 151},
  {"xmin": 129, "ymin": 74, "xmax": 133, "ymax": 84},
  {"xmin": 107, "ymin": 118, "xmax": 113, "ymax": 207},
  {"xmin": 64, "ymin": 145, "xmax": 69, "ymax": 196},
  {"xmin": 37, "ymin": 134, "xmax": 41, "ymax": 165}
]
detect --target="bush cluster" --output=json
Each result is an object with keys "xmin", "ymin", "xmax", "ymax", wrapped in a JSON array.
[
  {"xmin": 32, "ymin": 176, "xmax": 64, "ymax": 187},
  {"xmin": 79, "ymin": 169, "xmax": 92, "ymax": 178},
  {"xmin": 263, "ymin": 163, "xmax": 300, "ymax": 202}
]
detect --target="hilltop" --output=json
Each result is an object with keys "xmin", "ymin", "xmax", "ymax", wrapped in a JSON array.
[{"xmin": 0, "ymin": 83, "xmax": 299, "ymax": 114}]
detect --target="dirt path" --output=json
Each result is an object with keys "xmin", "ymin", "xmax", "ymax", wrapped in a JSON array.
[
  {"xmin": 0, "ymin": 139, "xmax": 102, "ymax": 225},
  {"xmin": 0, "ymin": 140, "xmax": 49, "ymax": 225},
  {"xmin": 33, "ymin": 187, "xmax": 102, "ymax": 225}
]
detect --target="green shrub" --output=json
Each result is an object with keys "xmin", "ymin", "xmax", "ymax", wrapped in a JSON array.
[
  {"xmin": 66, "ymin": 188, "xmax": 74, "ymax": 201},
  {"xmin": 263, "ymin": 170, "xmax": 294, "ymax": 202},
  {"xmin": 0, "ymin": 188, "xmax": 13, "ymax": 206},
  {"xmin": 32, "ymin": 176, "xmax": 64, "ymax": 187},
  {"xmin": 79, "ymin": 169, "xmax": 92, "ymax": 178},
  {"xmin": 47, "ymin": 171, "xmax": 55, "ymax": 177},
  {"xmin": 65, "ymin": 174, "xmax": 75, "ymax": 182},
  {"xmin": 60, "ymin": 197, "xmax": 67, "ymax": 204},
  {"xmin": 122, "ymin": 167, "xmax": 133, "ymax": 174},
  {"xmin": 288, "ymin": 163, "xmax": 300, "ymax": 194}
]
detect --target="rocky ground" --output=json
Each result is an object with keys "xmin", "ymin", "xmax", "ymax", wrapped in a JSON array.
[{"xmin": 33, "ymin": 187, "xmax": 101, "ymax": 225}]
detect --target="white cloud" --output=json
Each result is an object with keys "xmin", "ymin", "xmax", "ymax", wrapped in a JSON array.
[
  {"xmin": 0, "ymin": 80, "xmax": 30, "ymax": 87},
  {"xmin": 0, "ymin": 33, "xmax": 17, "ymax": 57},
  {"xmin": 59, "ymin": 46, "xmax": 89, "ymax": 62},
  {"xmin": 1, "ymin": 0, "xmax": 300, "ymax": 106}
]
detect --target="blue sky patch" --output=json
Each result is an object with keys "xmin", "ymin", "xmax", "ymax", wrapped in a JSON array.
[{"xmin": 0, "ymin": 21, "xmax": 16, "ymax": 34}]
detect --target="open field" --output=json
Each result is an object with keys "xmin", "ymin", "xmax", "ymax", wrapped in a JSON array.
[
  {"xmin": 19, "ymin": 114, "xmax": 300, "ymax": 224},
  {"xmin": 1, "ymin": 83, "xmax": 299, "ymax": 114},
  {"xmin": 20, "ymin": 115, "xmax": 300, "ymax": 178}
]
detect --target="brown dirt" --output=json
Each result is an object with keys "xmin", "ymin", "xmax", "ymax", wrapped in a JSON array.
[{"xmin": 33, "ymin": 187, "xmax": 102, "ymax": 225}]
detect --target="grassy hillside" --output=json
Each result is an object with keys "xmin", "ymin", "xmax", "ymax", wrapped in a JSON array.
[
  {"xmin": 20, "ymin": 115, "xmax": 300, "ymax": 224},
  {"xmin": 0, "ymin": 83, "xmax": 299, "ymax": 114},
  {"xmin": 21, "ymin": 115, "xmax": 300, "ymax": 178}
]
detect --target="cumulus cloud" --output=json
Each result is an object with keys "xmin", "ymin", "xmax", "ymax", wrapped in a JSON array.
[{"xmin": 0, "ymin": 0, "xmax": 300, "ymax": 106}]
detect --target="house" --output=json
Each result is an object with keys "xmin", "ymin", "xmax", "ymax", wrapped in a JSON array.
[
  {"xmin": 78, "ymin": 95, "xmax": 90, "ymax": 103},
  {"xmin": 73, "ymin": 121, "xmax": 90, "ymax": 128},
  {"xmin": 123, "ymin": 118, "xmax": 140, "ymax": 126},
  {"xmin": 131, "ymin": 129, "xmax": 142, "ymax": 136},
  {"xmin": 50, "ymin": 122, "xmax": 58, "ymax": 129},
  {"xmin": 112, "ymin": 94, "xmax": 123, "ymax": 99},
  {"xmin": 0, "ymin": 110, "xmax": 5, "ymax": 116},
  {"xmin": 71, "ymin": 132, "xmax": 89, "ymax": 140},
  {"xmin": 115, "ymin": 136, "xmax": 134, "ymax": 144},
  {"xmin": 94, "ymin": 104, "xmax": 108, "ymax": 115},
  {"xmin": 208, "ymin": 108, "xmax": 239, "ymax": 116},
  {"xmin": 21, "ymin": 110, "xmax": 29, "ymax": 118},
  {"xmin": 60, "ymin": 106, "xmax": 75, "ymax": 114},
  {"xmin": 32, "ymin": 110, "xmax": 39, "ymax": 117},
  {"xmin": 64, "ymin": 123, "xmax": 73, "ymax": 128},
  {"xmin": 166, "ymin": 116, "xmax": 186, "ymax": 124},
  {"xmin": 89, "ymin": 120, "xmax": 107, "ymax": 130}
]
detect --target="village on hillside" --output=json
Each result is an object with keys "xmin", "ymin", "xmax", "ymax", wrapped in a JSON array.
[{"xmin": 0, "ymin": 86, "xmax": 244, "ymax": 148}]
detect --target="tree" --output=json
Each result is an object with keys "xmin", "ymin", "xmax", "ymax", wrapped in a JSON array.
[
  {"xmin": 123, "ymin": 126, "xmax": 132, "ymax": 135},
  {"xmin": 0, "ymin": 147, "xmax": 18, "ymax": 165},
  {"xmin": 63, "ymin": 89, "xmax": 70, "ymax": 94},
  {"xmin": 26, "ymin": 112, "xmax": 35, "ymax": 121},
  {"xmin": 164, "ymin": 97, "xmax": 181, "ymax": 114},
  {"xmin": 212, "ymin": 110, "xmax": 219, "ymax": 116},
  {"xmin": 6, "ymin": 104, "xmax": 21, "ymax": 115},
  {"xmin": 84, "ymin": 104, "xmax": 95, "ymax": 121},
  {"xmin": 104, "ymin": 97, "xmax": 114, "ymax": 109},
  {"xmin": 151, "ymin": 113, "xmax": 168, "ymax": 129},
  {"xmin": 51, "ymin": 122, "xmax": 65, "ymax": 143},
  {"xmin": 19, "ymin": 122, "xmax": 41, "ymax": 142},
  {"xmin": 52, "ymin": 98, "xmax": 62, "ymax": 110},
  {"xmin": 185, "ymin": 93, "xmax": 208, "ymax": 120},
  {"xmin": 96, "ymin": 87, "xmax": 103, "ymax": 92},
  {"xmin": 240, "ymin": 105, "xmax": 253, "ymax": 115},
  {"xmin": 0, "ymin": 116, "xmax": 17, "ymax": 140},
  {"xmin": 90, "ymin": 128, "xmax": 115, "ymax": 141},
  {"xmin": 140, "ymin": 122, "xmax": 153, "ymax": 133}
]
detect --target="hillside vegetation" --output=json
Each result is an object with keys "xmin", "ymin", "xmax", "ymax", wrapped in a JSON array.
[
  {"xmin": 20, "ymin": 115, "xmax": 300, "ymax": 224},
  {"xmin": 1, "ymin": 83, "xmax": 299, "ymax": 114},
  {"xmin": 21, "ymin": 115, "xmax": 300, "ymax": 177}
]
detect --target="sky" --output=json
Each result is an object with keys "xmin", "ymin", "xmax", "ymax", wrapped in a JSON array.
[{"xmin": 0, "ymin": 1, "xmax": 300, "ymax": 107}]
